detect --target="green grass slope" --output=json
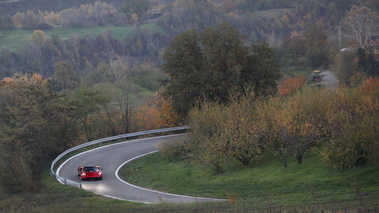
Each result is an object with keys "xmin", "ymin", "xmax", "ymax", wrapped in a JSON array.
[
  {"xmin": 1, "ymin": 151, "xmax": 378, "ymax": 212},
  {"xmin": 0, "ymin": 23, "xmax": 167, "ymax": 52},
  {"xmin": 120, "ymin": 151, "xmax": 379, "ymax": 210}
]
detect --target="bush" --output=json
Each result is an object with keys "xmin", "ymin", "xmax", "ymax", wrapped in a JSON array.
[
  {"xmin": 320, "ymin": 81, "xmax": 379, "ymax": 170},
  {"xmin": 158, "ymin": 138, "xmax": 191, "ymax": 161},
  {"xmin": 36, "ymin": 22, "xmax": 53, "ymax": 30}
]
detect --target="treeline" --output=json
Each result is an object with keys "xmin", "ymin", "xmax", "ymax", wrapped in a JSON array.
[
  {"xmin": 158, "ymin": 0, "xmax": 379, "ymax": 45},
  {"xmin": 0, "ymin": 0, "xmax": 123, "ymax": 16},
  {"xmin": 3, "ymin": 0, "xmax": 379, "ymax": 41},
  {"xmin": 1, "ymin": 0, "xmax": 378, "ymax": 81},
  {"xmin": 0, "ymin": 28, "xmax": 168, "ymax": 80},
  {"xmin": 160, "ymin": 78, "xmax": 379, "ymax": 172},
  {"xmin": 0, "ymin": 73, "xmax": 178, "ymax": 193},
  {"xmin": 0, "ymin": 2, "xmax": 128, "ymax": 30}
]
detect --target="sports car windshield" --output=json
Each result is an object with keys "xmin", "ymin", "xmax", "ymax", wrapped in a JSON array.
[{"xmin": 83, "ymin": 166, "xmax": 98, "ymax": 172}]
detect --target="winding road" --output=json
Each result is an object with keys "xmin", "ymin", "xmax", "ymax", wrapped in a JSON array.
[{"xmin": 57, "ymin": 134, "xmax": 226, "ymax": 204}]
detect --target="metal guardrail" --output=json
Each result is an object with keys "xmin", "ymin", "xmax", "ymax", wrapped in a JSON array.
[{"xmin": 50, "ymin": 126, "xmax": 189, "ymax": 189}]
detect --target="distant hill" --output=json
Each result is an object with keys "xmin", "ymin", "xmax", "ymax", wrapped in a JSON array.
[{"xmin": 0, "ymin": 0, "xmax": 123, "ymax": 15}]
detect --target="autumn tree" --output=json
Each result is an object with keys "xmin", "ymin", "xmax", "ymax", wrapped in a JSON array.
[
  {"xmin": 276, "ymin": 89, "xmax": 324, "ymax": 164},
  {"xmin": 0, "ymin": 74, "xmax": 78, "ymax": 192},
  {"xmin": 132, "ymin": 89, "xmax": 180, "ymax": 132},
  {"xmin": 122, "ymin": 0, "xmax": 150, "ymax": 20},
  {"xmin": 30, "ymin": 30, "xmax": 46, "ymax": 47},
  {"xmin": 258, "ymin": 96, "xmax": 290, "ymax": 167},
  {"xmin": 220, "ymin": 94, "xmax": 266, "ymax": 166},
  {"xmin": 320, "ymin": 83, "xmax": 379, "ymax": 170},
  {"xmin": 186, "ymin": 101, "xmax": 228, "ymax": 173}
]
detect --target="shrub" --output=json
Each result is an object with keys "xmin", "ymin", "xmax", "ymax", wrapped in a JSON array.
[
  {"xmin": 158, "ymin": 138, "xmax": 191, "ymax": 161},
  {"xmin": 278, "ymin": 75, "xmax": 307, "ymax": 97}
]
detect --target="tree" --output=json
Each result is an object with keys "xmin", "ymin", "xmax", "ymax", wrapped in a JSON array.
[
  {"xmin": 342, "ymin": 6, "xmax": 379, "ymax": 50},
  {"xmin": 122, "ymin": 0, "xmax": 150, "ymax": 20},
  {"xmin": 71, "ymin": 86, "xmax": 111, "ymax": 142},
  {"xmin": 0, "ymin": 74, "xmax": 78, "ymax": 192},
  {"xmin": 320, "ymin": 84, "xmax": 379, "ymax": 170},
  {"xmin": 246, "ymin": 42, "xmax": 282, "ymax": 95},
  {"xmin": 161, "ymin": 28, "xmax": 204, "ymax": 118},
  {"xmin": 162, "ymin": 23, "xmax": 281, "ymax": 119},
  {"xmin": 187, "ymin": 101, "xmax": 228, "ymax": 173},
  {"xmin": 53, "ymin": 61, "xmax": 80, "ymax": 91},
  {"xmin": 263, "ymin": 87, "xmax": 328, "ymax": 167},
  {"xmin": 220, "ymin": 95, "xmax": 266, "ymax": 166},
  {"xmin": 0, "ymin": 47, "xmax": 16, "ymax": 69},
  {"xmin": 132, "ymin": 88, "xmax": 180, "ymax": 132},
  {"xmin": 333, "ymin": 50, "xmax": 358, "ymax": 87},
  {"xmin": 276, "ymin": 94, "xmax": 322, "ymax": 164},
  {"xmin": 279, "ymin": 33, "xmax": 307, "ymax": 65},
  {"xmin": 303, "ymin": 23, "xmax": 331, "ymax": 69},
  {"xmin": 109, "ymin": 58, "xmax": 130, "ymax": 82},
  {"xmin": 0, "ymin": 15, "xmax": 14, "ymax": 29}
]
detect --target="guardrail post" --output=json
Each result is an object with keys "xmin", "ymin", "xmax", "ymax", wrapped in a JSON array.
[
  {"xmin": 99, "ymin": 142, "xmax": 101, "ymax": 147},
  {"xmin": 80, "ymin": 183, "xmax": 82, "ymax": 190},
  {"xmin": 64, "ymin": 178, "xmax": 67, "ymax": 185}
]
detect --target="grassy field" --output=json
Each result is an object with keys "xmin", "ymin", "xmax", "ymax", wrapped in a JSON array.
[
  {"xmin": 0, "ymin": 0, "xmax": 19, "ymax": 3},
  {"xmin": 0, "ymin": 23, "xmax": 167, "ymax": 52},
  {"xmin": 1, "ymin": 148, "xmax": 379, "ymax": 212},
  {"xmin": 0, "ymin": 168, "xmax": 236, "ymax": 212},
  {"xmin": 120, "ymin": 150, "xmax": 379, "ymax": 211}
]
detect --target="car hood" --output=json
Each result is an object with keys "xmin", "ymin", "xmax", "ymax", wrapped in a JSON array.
[{"xmin": 83, "ymin": 171, "xmax": 102, "ymax": 176}]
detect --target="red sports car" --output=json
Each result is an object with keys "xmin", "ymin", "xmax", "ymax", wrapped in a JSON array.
[{"xmin": 78, "ymin": 165, "xmax": 103, "ymax": 180}]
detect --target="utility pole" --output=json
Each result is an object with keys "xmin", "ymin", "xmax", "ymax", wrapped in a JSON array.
[{"xmin": 339, "ymin": 25, "xmax": 341, "ymax": 50}]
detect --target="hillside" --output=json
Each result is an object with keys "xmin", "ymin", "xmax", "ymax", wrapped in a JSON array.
[{"xmin": 0, "ymin": 0, "xmax": 123, "ymax": 15}]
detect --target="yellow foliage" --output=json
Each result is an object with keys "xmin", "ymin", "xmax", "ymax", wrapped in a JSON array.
[
  {"xmin": 2, "ymin": 77, "xmax": 14, "ymax": 83},
  {"xmin": 31, "ymin": 30, "xmax": 47, "ymax": 47},
  {"xmin": 132, "ymin": 13, "xmax": 139, "ymax": 21}
]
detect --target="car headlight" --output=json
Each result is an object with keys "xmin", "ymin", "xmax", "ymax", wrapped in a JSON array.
[{"xmin": 82, "ymin": 173, "xmax": 86, "ymax": 176}]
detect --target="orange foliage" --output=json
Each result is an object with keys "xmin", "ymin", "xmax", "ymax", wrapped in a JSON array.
[
  {"xmin": 1, "ymin": 74, "xmax": 47, "ymax": 86},
  {"xmin": 131, "ymin": 13, "xmax": 139, "ymax": 21},
  {"xmin": 132, "ymin": 89, "xmax": 180, "ymax": 132},
  {"xmin": 2, "ymin": 77, "xmax": 14, "ymax": 83},
  {"xmin": 362, "ymin": 77, "xmax": 379, "ymax": 92},
  {"xmin": 222, "ymin": 0, "xmax": 237, "ymax": 12},
  {"xmin": 278, "ymin": 75, "xmax": 307, "ymax": 97}
]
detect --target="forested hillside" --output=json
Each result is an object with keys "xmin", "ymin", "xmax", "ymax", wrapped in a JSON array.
[
  {"xmin": 0, "ymin": 0, "xmax": 123, "ymax": 15},
  {"xmin": 0, "ymin": 0, "xmax": 378, "ymax": 80},
  {"xmin": 0, "ymin": 1, "xmax": 378, "ymax": 208}
]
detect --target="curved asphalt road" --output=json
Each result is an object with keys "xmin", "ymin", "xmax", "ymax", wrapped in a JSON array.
[{"xmin": 57, "ymin": 134, "xmax": 226, "ymax": 204}]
